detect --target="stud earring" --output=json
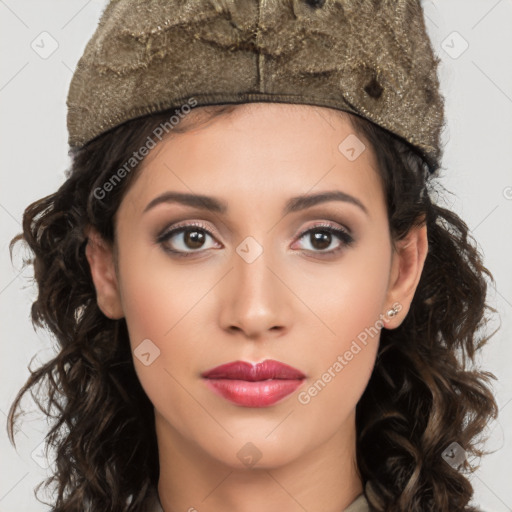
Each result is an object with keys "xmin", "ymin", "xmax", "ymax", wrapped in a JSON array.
[{"xmin": 386, "ymin": 306, "xmax": 399, "ymax": 318}]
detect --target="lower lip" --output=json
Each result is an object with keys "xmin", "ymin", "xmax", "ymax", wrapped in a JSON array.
[{"xmin": 203, "ymin": 378, "xmax": 304, "ymax": 407}]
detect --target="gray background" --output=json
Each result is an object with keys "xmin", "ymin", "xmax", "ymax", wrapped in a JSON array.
[{"xmin": 1, "ymin": 1, "xmax": 511, "ymax": 510}]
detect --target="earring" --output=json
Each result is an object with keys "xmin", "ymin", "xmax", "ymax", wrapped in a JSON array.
[{"xmin": 386, "ymin": 306, "xmax": 399, "ymax": 318}]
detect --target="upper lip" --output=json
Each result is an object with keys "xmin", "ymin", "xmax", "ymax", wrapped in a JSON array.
[{"xmin": 201, "ymin": 359, "xmax": 306, "ymax": 381}]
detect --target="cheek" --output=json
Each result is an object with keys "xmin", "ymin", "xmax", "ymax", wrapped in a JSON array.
[
  {"xmin": 115, "ymin": 247, "xmax": 202, "ymax": 401},
  {"xmin": 295, "ymin": 340, "xmax": 378, "ymax": 445},
  {"xmin": 293, "ymin": 290, "xmax": 383, "ymax": 438},
  {"xmin": 291, "ymin": 234, "xmax": 390, "ymax": 419},
  {"xmin": 118, "ymin": 245, "xmax": 210, "ymax": 349},
  {"xmin": 294, "ymin": 231, "xmax": 391, "ymax": 344},
  {"xmin": 118, "ymin": 271, "xmax": 207, "ymax": 440}
]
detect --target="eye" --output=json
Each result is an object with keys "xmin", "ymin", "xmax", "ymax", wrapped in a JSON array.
[
  {"xmin": 156, "ymin": 221, "xmax": 220, "ymax": 258},
  {"xmin": 156, "ymin": 220, "xmax": 355, "ymax": 259},
  {"xmin": 292, "ymin": 222, "xmax": 355, "ymax": 256}
]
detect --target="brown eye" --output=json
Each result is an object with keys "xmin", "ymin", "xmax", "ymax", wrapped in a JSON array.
[
  {"xmin": 157, "ymin": 222, "xmax": 220, "ymax": 257},
  {"xmin": 293, "ymin": 223, "xmax": 355, "ymax": 256}
]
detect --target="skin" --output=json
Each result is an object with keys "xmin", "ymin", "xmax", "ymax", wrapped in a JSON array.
[{"xmin": 85, "ymin": 103, "xmax": 428, "ymax": 512}]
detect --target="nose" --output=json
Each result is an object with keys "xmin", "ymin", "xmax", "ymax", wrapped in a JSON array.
[{"xmin": 218, "ymin": 240, "xmax": 293, "ymax": 340}]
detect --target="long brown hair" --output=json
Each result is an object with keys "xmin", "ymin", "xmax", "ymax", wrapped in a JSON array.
[{"xmin": 7, "ymin": 104, "xmax": 498, "ymax": 511}]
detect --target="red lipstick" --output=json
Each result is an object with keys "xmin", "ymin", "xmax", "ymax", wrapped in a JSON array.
[{"xmin": 201, "ymin": 360, "xmax": 306, "ymax": 407}]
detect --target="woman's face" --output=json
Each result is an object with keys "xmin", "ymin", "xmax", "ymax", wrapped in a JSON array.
[{"xmin": 87, "ymin": 103, "xmax": 425, "ymax": 470}]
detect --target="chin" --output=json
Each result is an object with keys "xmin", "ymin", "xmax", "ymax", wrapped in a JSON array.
[{"xmin": 215, "ymin": 433, "xmax": 309, "ymax": 470}]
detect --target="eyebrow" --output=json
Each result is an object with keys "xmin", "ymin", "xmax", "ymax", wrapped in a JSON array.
[{"xmin": 143, "ymin": 190, "xmax": 368, "ymax": 216}]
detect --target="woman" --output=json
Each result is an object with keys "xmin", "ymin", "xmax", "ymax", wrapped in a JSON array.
[{"xmin": 7, "ymin": 0, "xmax": 498, "ymax": 510}]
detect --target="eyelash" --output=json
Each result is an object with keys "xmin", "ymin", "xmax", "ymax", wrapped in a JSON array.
[{"xmin": 156, "ymin": 221, "xmax": 355, "ymax": 259}]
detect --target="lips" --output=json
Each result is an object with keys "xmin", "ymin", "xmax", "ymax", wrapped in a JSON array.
[
  {"xmin": 201, "ymin": 360, "xmax": 306, "ymax": 381},
  {"xmin": 201, "ymin": 360, "xmax": 306, "ymax": 407}
]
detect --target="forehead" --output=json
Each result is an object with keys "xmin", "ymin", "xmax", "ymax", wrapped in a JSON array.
[{"xmin": 119, "ymin": 103, "xmax": 384, "ymax": 217}]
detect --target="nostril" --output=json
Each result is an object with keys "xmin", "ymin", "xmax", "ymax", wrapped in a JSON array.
[{"xmin": 304, "ymin": 0, "xmax": 326, "ymax": 8}]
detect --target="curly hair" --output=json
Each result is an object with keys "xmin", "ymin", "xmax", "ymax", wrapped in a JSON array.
[{"xmin": 7, "ymin": 104, "xmax": 498, "ymax": 512}]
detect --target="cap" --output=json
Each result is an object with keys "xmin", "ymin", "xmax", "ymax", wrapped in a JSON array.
[{"xmin": 66, "ymin": 0, "xmax": 445, "ymax": 173}]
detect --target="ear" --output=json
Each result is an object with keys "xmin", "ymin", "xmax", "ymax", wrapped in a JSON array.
[
  {"xmin": 382, "ymin": 222, "xmax": 428, "ymax": 329},
  {"xmin": 84, "ymin": 226, "xmax": 124, "ymax": 319}
]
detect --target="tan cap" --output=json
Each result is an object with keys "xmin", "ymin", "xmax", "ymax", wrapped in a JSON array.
[{"xmin": 66, "ymin": 0, "xmax": 445, "ymax": 172}]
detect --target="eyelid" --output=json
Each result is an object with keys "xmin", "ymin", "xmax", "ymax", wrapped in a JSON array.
[{"xmin": 295, "ymin": 220, "xmax": 352, "ymax": 239}]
